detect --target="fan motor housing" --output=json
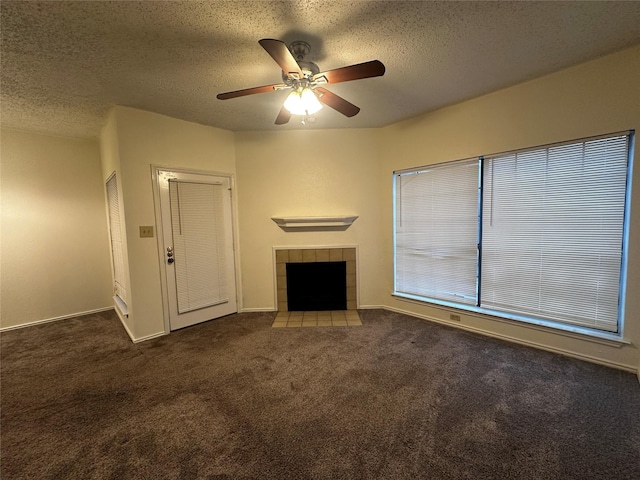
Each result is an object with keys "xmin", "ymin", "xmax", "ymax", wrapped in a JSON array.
[
  {"xmin": 282, "ymin": 41, "xmax": 319, "ymax": 82},
  {"xmin": 289, "ymin": 41, "xmax": 311, "ymax": 61},
  {"xmin": 282, "ymin": 60, "xmax": 320, "ymax": 83}
]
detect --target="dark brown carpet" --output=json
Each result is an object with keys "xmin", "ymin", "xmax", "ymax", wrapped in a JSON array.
[{"xmin": 1, "ymin": 309, "xmax": 639, "ymax": 479}]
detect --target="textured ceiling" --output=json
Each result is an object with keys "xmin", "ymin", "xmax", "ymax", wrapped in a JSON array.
[{"xmin": 2, "ymin": 1, "xmax": 640, "ymax": 138}]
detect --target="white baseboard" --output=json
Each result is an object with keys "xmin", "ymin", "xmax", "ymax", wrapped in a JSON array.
[
  {"xmin": 113, "ymin": 309, "xmax": 135, "ymax": 342},
  {"xmin": 368, "ymin": 305, "xmax": 637, "ymax": 374},
  {"xmin": 0, "ymin": 307, "xmax": 114, "ymax": 332},
  {"xmin": 240, "ymin": 307, "xmax": 276, "ymax": 313},
  {"xmin": 111, "ymin": 307, "xmax": 167, "ymax": 343},
  {"xmin": 117, "ymin": 317, "xmax": 166, "ymax": 344},
  {"xmin": 132, "ymin": 331, "xmax": 167, "ymax": 343}
]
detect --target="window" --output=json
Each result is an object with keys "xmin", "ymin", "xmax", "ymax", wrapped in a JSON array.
[
  {"xmin": 395, "ymin": 159, "xmax": 479, "ymax": 305},
  {"xmin": 394, "ymin": 131, "xmax": 633, "ymax": 336}
]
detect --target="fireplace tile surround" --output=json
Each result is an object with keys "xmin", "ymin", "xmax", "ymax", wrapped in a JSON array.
[{"xmin": 275, "ymin": 247, "xmax": 357, "ymax": 312}]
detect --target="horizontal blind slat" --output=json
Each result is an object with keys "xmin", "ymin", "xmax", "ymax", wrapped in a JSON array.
[
  {"xmin": 170, "ymin": 181, "xmax": 228, "ymax": 314},
  {"xmin": 481, "ymin": 135, "xmax": 628, "ymax": 333},
  {"xmin": 395, "ymin": 159, "xmax": 479, "ymax": 304},
  {"xmin": 106, "ymin": 175, "xmax": 127, "ymax": 305}
]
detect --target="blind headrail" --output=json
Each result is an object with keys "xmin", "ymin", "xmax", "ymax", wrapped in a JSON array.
[
  {"xmin": 483, "ymin": 130, "xmax": 632, "ymax": 160},
  {"xmin": 393, "ymin": 130, "xmax": 632, "ymax": 176},
  {"xmin": 394, "ymin": 156, "xmax": 479, "ymax": 175}
]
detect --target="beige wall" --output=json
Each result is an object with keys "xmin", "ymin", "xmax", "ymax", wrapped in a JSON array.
[
  {"xmin": 107, "ymin": 107, "xmax": 236, "ymax": 340},
  {"xmin": 234, "ymin": 129, "xmax": 386, "ymax": 311},
  {"xmin": 0, "ymin": 128, "xmax": 112, "ymax": 329},
  {"xmin": 378, "ymin": 45, "xmax": 640, "ymax": 371}
]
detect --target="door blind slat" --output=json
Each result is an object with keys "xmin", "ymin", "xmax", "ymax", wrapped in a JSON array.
[
  {"xmin": 106, "ymin": 175, "xmax": 127, "ymax": 305},
  {"xmin": 169, "ymin": 181, "xmax": 228, "ymax": 314}
]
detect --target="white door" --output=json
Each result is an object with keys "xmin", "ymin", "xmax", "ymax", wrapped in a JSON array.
[{"xmin": 157, "ymin": 169, "xmax": 237, "ymax": 330}]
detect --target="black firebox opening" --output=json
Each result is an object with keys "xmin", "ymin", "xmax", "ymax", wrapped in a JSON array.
[{"xmin": 286, "ymin": 261, "xmax": 347, "ymax": 311}]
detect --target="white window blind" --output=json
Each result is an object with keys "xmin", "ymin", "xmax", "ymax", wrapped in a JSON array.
[
  {"xmin": 169, "ymin": 180, "xmax": 228, "ymax": 314},
  {"xmin": 481, "ymin": 135, "xmax": 629, "ymax": 332},
  {"xmin": 395, "ymin": 160, "xmax": 479, "ymax": 305},
  {"xmin": 106, "ymin": 174, "xmax": 128, "ymax": 305}
]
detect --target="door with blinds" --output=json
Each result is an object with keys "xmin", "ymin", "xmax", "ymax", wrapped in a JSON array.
[
  {"xmin": 106, "ymin": 173, "xmax": 128, "ymax": 314},
  {"xmin": 157, "ymin": 170, "xmax": 237, "ymax": 330}
]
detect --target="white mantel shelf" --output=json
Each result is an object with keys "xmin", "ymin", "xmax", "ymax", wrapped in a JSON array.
[{"xmin": 271, "ymin": 215, "xmax": 358, "ymax": 229}]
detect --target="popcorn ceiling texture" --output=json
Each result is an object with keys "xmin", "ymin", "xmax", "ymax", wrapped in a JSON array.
[{"xmin": 1, "ymin": 1, "xmax": 640, "ymax": 137}]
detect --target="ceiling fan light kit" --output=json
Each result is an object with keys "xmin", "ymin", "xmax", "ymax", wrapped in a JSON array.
[
  {"xmin": 283, "ymin": 86, "xmax": 323, "ymax": 116},
  {"xmin": 216, "ymin": 38, "xmax": 385, "ymax": 125}
]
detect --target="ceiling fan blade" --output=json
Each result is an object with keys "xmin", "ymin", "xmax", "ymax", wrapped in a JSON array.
[
  {"xmin": 275, "ymin": 106, "xmax": 291, "ymax": 125},
  {"xmin": 313, "ymin": 60, "xmax": 385, "ymax": 85},
  {"xmin": 217, "ymin": 83, "xmax": 287, "ymax": 100},
  {"xmin": 259, "ymin": 39, "xmax": 304, "ymax": 79},
  {"xmin": 315, "ymin": 88, "xmax": 360, "ymax": 117}
]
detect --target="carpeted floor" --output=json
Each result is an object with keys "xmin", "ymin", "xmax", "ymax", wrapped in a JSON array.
[{"xmin": 1, "ymin": 309, "xmax": 639, "ymax": 479}]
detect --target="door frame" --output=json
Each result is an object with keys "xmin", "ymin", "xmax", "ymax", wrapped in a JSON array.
[{"xmin": 151, "ymin": 165, "xmax": 243, "ymax": 334}]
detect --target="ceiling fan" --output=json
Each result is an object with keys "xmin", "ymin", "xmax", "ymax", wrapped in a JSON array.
[{"xmin": 216, "ymin": 39, "xmax": 385, "ymax": 125}]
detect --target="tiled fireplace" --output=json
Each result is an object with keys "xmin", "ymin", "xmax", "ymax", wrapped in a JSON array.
[{"xmin": 275, "ymin": 247, "xmax": 357, "ymax": 312}]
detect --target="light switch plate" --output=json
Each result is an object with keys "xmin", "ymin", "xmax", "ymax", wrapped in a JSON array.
[{"xmin": 139, "ymin": 226, "xmax": 154, "ymax": 238}]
